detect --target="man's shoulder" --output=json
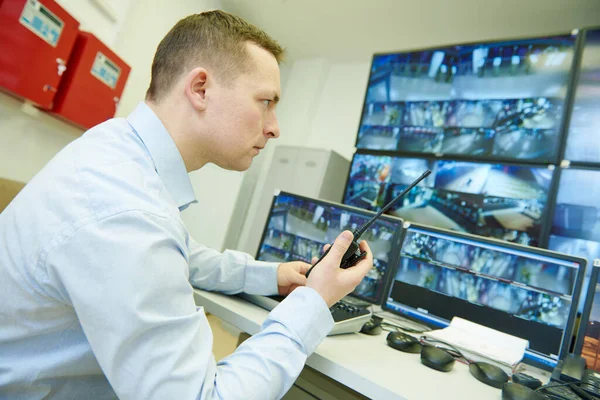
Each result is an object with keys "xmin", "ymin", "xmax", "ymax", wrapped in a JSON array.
[
  {"xmin": 29, "ymin": 117, "xmax": 172, "ymax": 222},
  {"xmin": 75, "ymin": 120, "xmax": 170, "ymax": 218},
  {"xmin": 0, "ymin": 117, "xmax": 179, "ymax": 281},
  {"xmin": 77, "ymin": 118, "xmax": 145, "ymax": 164}
]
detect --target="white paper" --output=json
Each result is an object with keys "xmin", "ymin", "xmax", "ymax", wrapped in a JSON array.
[{"xmin": 423, "ymin": 317, "xmax": 529, "ymax": 367}]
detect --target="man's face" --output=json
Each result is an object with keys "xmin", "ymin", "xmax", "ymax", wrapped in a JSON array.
[{"xmin": 204, "ymin": 42, "xmax": 281, "ymax": 171}]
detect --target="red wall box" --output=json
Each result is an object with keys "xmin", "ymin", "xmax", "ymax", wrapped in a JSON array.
[
  {"xmin": 51, "ymin": 32, "xmax": 131, "ymax": 130},
  {"xmin": 0, "ymin": 0, "xmax": 80, "ymax": 108}
]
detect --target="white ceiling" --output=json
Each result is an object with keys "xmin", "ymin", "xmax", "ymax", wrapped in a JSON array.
[{"xmin": 222, "ymin": 0, "xmax": 600, "ymax": 63}]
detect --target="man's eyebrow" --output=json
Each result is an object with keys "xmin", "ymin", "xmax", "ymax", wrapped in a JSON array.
[{"xmin": 273, "ymin": 93, "xmax": 280, "ymax": 104}]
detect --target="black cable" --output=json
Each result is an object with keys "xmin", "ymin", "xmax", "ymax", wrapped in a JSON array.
[
  {"xmin": 536, "ymin": 382, "xmax": 579, "ymax": 400},
  {"xmin": 571, "ymin": 384, "xmax": 600, "ymax": 400},
  {"xmin": 380, "ymin": 322, "xmax": 429, "ymax": 334},
  {"xmin": 537, "ymin": 382, "xmax": 579, "ymax": 392},
  {"xmin": 380, "ymin": 323, "xmax": 396, "ymax": 332},
  {"xmin": 541, "ymin": 393, "xmax": 574, "ymax": 400},
  {"xmin": 571, "ymin": 382, "xmax": 600, "ymax": 400},
  {"xmin": 373, "ymin": 313, "xmax": 432, "ymax": 333},
  {"xmin": 418, "ymin": 336, "xmax": 473, "ymax": 364}
]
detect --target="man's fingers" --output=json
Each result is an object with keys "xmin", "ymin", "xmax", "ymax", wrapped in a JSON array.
[
  {"xmin": 311, "ymin": 256, "xmax": 319, "ymax": 265},
  {"xmin": 322, "ymin": 244, "xmax": 331, "ymax": 253},
  {"xmin": 325, "ymin": 231, "xmax": 354, "ymax": 265},
  {"xmin": 345, "ymin": 240, "xmax": 373, "ymax": 280},
  {"xmin": 290, "ymin": 273, "xmax": 307, "ymax": 286},
  {"xmin": 358, "ymin": 239, "xmax": 370, "ymax": 254},
  {"xmin": 297, "ymin": 262, "xmax": 311, "ymax": 274}
]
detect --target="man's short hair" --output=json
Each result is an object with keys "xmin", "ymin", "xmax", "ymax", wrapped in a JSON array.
[{"xmin": 146, "ymin": 10, "xmax": 285, "ymax": 102}]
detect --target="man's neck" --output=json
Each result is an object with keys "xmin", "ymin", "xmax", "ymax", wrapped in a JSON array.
[{"xmin": 145, "ymin": 99, "xmax": 208, "ymax": 172}]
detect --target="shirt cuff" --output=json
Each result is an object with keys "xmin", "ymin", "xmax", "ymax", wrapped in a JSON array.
[
  {"xmin": 267, "ymin": 286, "xmax": 334, "ymax": 355},
  {"xmin": 243, "ymin": 260, "xmax": 279, "ymax": 295}
]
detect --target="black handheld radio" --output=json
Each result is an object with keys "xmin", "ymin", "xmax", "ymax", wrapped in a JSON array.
[{"xmin": 305, "ymin": 169, "xmax": 432, "ymax": 277}]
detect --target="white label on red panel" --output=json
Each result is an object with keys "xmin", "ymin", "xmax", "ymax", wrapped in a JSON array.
[
  {"xmin": 91, "ymin": 52, "xmax": 121, "ymax": 89},
  {"xmin": 19, "ymin": 0, "xmax": 64, "ymax": 48}
]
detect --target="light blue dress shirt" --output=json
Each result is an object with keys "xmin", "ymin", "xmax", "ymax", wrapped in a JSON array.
[{"xmin": 0, "ymin": 102, "xmax": 334, "ymax": 399}]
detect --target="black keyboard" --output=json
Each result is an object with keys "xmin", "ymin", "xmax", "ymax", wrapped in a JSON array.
[
  {"xmin": 582, "ymin": 371, "xmax": 600, "ymax": 395},
  {"xmin": 237, "ymin": 293, "xmax": 371, "ymax": 335},
  {"xmin": 260, "ymin": 296, "xmax": 371, "ymax": 322},
  {"xmin": 330, "ymin": 300, "xmax": 370, "ymax": 323},
  {"xmin": 539, "ymin": 383, "xmax": 600, "ymax": 400},
  {"xmin": 578, "ymin": 372, "xmax": 600, "ymax": 399}
]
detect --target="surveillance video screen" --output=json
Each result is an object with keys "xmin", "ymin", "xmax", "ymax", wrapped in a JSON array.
[
  {"xmin": 549, "ymin": 236, "xmax": 600, "ymax": 277},
  {"xmin": 551, "ymin": 169, "xmax": 600, "ymax": 243},
  {"xmin": 342, "ymin": 153, "xmax": 553, "ymax": 246},
  {"xmin": 256, "ymin": 192, "xmax": 403, "ymax": 304},
  {"xmin": 548, "ymin": 168, "xmax": 600, "ymax": 313},
  {"xmin": 357, "ymin": 34, "xmax": 576, "ymax": 163},
  {"xmin": 564, "ymin": 29, "xmax": 600, "ymax": 163},
  {"xmin": 385, "ymin": 225, "xmax": 584, "ymax": 367}
]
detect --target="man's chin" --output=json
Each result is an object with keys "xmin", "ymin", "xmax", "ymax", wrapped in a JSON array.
[{"xmin": 214, "ymin": 158, "xmax": 253, "ymax": 172}]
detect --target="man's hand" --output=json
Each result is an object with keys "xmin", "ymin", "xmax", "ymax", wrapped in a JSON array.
[
  {"xmin": 306, "ymin": 231, "xmax": 373, "ymax": 307},
  {"xmin": 277, "ymin": 261, "xmax": 310, "ymax": 296}
]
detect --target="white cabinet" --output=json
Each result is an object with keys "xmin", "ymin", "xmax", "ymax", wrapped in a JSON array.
[{"xmin": 236, "ymin": 146, "xmax": 349, "ymax": 257}]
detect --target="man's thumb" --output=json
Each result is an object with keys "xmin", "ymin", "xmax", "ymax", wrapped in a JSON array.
[{"xmin": 327, "ymin": 231, "xmax": 354, "ymax": 264}]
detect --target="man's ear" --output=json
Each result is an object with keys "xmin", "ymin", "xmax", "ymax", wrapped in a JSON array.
[{"xmin": 184, "ymin": 67, "xmax": 209, "ymax": 111}]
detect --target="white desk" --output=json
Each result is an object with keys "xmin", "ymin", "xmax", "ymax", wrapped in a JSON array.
[{"xmin": 194, "ymin": 289, "xmax": 520, "ymax": 400}]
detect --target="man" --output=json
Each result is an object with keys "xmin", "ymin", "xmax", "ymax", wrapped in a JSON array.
[{"xmin": 0, "ymin": 10, "xmax": 373, "ymax": 400}]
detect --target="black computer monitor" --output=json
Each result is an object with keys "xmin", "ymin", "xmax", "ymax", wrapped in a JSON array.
[
  {"xmin": 356, "ymin": 34, "xmax": 577, "ymax": 163},
  {"xmin": 564, "ymin": 28, "xmax": 600, "ymax": 164},
  {"xmin": 342, "ymin": 153, "xmax": 554, "ymax": 246},
  {"xmin": 574, "ymin": 264, "xmax": 600, "ymax": 371},
  {"xmin": 256, "ymin": 191, "xmax": 404, "ymax": 305},
  {"xmin": 383, "ymin": 222, "xmax": 586, "ymax": 370}
]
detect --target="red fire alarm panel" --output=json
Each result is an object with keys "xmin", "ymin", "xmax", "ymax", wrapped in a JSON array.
[
  {"xmin": 51, "ymin": 32, "xmax": 131, "ymax": 130},
  {"xmin": 0, "ymin": 0, "xmax": 79, "ymax": 108}
]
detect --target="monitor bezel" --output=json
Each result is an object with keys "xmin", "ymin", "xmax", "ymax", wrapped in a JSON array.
[
  {"xmin": 546, "ymin": 165, "xmax": 600, "ymax": 244},
  {"xmin": 354, "ymin": 31, "xmax": 580, "ymax": 165},
  {"xmin": 574, "ymin": 265, "xmax": 600, "ymax": 356},
  {"xmin": 560, "ymin": 27, "xmax": 600, "ymax": 167},
  {"xmin": 255, "ymin": 190, "xmax": 405, "ymax": 305},
  {"xmin": 342, "ymin": 150, "xmax": 557, "ymax": 247},
  {"xmin": 381, "ymin": 220, "xmax": 588, "ymax": 369}
]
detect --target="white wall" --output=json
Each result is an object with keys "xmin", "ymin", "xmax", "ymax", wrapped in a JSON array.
[
  {"xmin": 56, "ymin": 0, "xmax": 136, "ymax": 48},
  {"xmin": 114, "ymin": 0, "xmax": 222, "ymax": 119},
  {"xmin": 0, "ymin": 94, "xmax": 82, "ymax": 182},
  {"xmin": 306, "ymin": 62, "xmax": 370, "ymax": 161}
]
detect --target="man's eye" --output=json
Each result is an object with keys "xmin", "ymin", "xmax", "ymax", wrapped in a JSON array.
[{"xmin": 262, "ymin": 99, "xmax": 272, "ymax": 107}]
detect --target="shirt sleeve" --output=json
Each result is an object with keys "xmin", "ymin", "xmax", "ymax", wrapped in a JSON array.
[
  {"xmin": 187, "ymin": 238, "xmax": 280, "ymax": 296},
  {"xmin": 44, "ymin": 210, "xmax": 334, "ymax": 400}
]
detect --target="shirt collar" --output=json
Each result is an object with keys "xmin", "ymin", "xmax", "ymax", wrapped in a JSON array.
[{"xmin": 127, "ymin": 102, "xmax": 197, "ymax": 211}]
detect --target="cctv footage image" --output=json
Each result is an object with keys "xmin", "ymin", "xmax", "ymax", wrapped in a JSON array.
[
  {"xmin": 257, "ymin": 193, "xmax": 402, "ymax": 303},
  {"xmin": 384, "ymin": 225, "xmax": 583, "ymax": 361},
  {"xmin": 358, "ymin": 34, "xmax": 576, "ymax": 162},
  {"xmin": 343, "ymin": 154, "xmax": 553, "ymax": 246}
]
